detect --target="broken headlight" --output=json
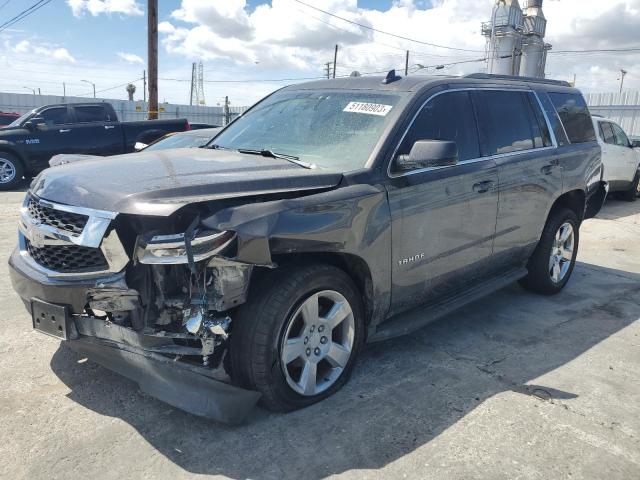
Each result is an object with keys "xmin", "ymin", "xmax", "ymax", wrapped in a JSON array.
[{"xmin": 136, "ymin": 229, "xmax": 235, "ymax": 264}]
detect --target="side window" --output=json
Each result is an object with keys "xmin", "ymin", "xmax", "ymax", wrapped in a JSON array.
[
  {"xmin": 477, "ymin": 90, "xmax": 538, "ymax": 155},
  {"xmin": 40, "ymin": 108, "xmax": 73, "ymax": 126},
  {"xmin": 396, "ymin": 90, "xmax": 480, "ymax": 163},
  {"xmin": 599, "ymin": 122, "xmax": 616, "ymax": 145},
  {"xmin": 526, "ymin": 93, "xmax": 552, "ymax": 148},
  {"xmin": 611, "ymin": 123, "xmax": 630, "ymax": 147},
  {"xmin": 548, "ymin": 92, "xmax": 596, "ymax": 144},
  {"xmin": 74, "ymin": 106, "xmax": 108, "ymax": 123}
]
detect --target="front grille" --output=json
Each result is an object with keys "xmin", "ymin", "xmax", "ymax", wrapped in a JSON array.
[
  {"xmin": 27, "ymin": 197, "xmax": 88, "ymax": 235},
  {"xmin": 25, "ymin": 239, "xmax": 108, "ymax": 273}
]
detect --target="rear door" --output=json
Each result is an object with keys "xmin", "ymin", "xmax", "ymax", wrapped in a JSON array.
[
  {"xmin": 68, "ymin": 105, "xmax": 123, "ymax": 156},
  {"xmin": 475, "ymin": 89, "xmax": 562, "ymax": 268},
  {"xmin": 386, "ymin": 90, "xmax": 499, "ymax": 314}
]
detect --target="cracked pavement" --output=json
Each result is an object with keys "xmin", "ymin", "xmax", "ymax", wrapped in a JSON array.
[{"xmin": 0, "ymin": 189, "xmax": 638, "ymax": 480}]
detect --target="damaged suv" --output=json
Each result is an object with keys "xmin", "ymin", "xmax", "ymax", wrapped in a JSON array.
[{"xmin": 10, "ymin": 72, "xmax": 606, "ymax": 424}]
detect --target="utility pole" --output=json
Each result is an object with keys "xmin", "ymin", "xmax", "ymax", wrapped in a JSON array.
[
  {"xmin": 38, "ymin": 88, "xmax": 41, "ymax": 96},
  {"xmin": 332, "ymin": 44, "xmax": 338, "ymax": 79},
  {"xmin": 325, "ymin": 62, "xmax": 331, "ymax": 79},
  {"xmin": 143, "ymin": 70, "xmax": 147, "ymax": 103},
  {"xmin": 619, "ymin": 69, "xmax": 628, "ymax": 94},
  {"xmin": 147, "ymin": 0, "xmax": 158, "ymax": 119},
  {"xmin": 63, "ymin": 82, "xmax": 66, "ymax": 99},
  {"xmin": 405, "ymin": 50, "xmax": 409, "ymax": 76},
  {"xmin": 190, "ymin": 62, "xmax": 195, "ymax": 106}
]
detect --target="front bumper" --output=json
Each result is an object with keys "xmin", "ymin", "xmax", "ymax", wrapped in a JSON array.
[{"xmin": 9, "ymin": 247, "xmax": 261, "ymax": 425}]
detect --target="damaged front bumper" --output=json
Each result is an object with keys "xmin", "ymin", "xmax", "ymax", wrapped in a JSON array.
[{"xmin": 9, "ymin": 248, "xmax": 261, "ymax": 425}]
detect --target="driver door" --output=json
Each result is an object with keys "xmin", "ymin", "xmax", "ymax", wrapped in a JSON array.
[
  {"xmin": 386, "ymin": 90, "xmax": 499, "ymax": 315},
  {"xmin": 26, "ymin": 106, "xmax": 75, "ymax": 169}
]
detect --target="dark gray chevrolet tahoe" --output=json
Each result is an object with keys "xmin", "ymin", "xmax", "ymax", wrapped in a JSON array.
[{"xmin": 9, "ymin": 72, "xmax": 607, "ymax": 424}]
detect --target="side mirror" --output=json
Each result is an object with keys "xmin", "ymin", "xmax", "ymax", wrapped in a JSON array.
[
  {"xmin": 25, "ymin": 117, "xmax": 46, "ymax": 131},
  {"xmin": 395, "ymin": 140, "xmax": 458, "ymax": 172}
]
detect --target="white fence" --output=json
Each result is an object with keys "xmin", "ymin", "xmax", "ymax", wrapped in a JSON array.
[
  {"xmin": 586, "ymin": 91, "xmax": 640, "ymax": 137},
  {"xmin": 0, "ymin": 92, "xmax": 248, "ymax": 126}
]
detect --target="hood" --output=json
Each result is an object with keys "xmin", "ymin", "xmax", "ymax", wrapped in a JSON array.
[
  {"xmin": 49, "ymin": 154, "xmax": 97, "ymax": 167},
  {"xmin": 32, "ymin": 148, "xmax": 343, "ymax": 216}
]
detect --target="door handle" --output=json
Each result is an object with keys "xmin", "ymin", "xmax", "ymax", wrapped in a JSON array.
[
  {"xmin": 473, "ymin": 180, "xmax": 494, "ymax": 194},
  {"xmin": 104, "ymin": 125, "xmax": 115, "ymax": 130},
  {"xmin": 59, "ymin": 129, "xmax": 71, "ymax": 133},
  {"xmin": 541, "ymin": 165, "xmax": 554, "ymax": 175}
]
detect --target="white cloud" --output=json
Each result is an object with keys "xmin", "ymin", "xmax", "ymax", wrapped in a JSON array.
[
  {"xmin": 9, "ymin": 39, "xmax": 76, "ymax": 63},
  {"xmin": 67, "ymin": 0, "xmax": 143, "ymax": 17},
  {"xmin": 117, "ymin": 52, "xmax": 144, "ymax": 64}
]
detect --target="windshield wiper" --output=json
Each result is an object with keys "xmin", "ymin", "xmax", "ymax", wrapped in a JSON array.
[
  {"xmin": 207, "ymin": 143, "xmax": 232, "ymax": 150},
  {"xmin": 236, "ymin": 148, "xmax": 315, "ymax": 169}
]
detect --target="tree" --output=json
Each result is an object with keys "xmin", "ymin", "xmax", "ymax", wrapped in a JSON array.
[{"xmin": 126, "ymin": 83, "xmax": 136, "ymax": 101}]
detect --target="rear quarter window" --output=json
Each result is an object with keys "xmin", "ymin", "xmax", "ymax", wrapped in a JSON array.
[{"xmin": 548, "ymin": 92, "xmax": 596, "ymax": 144}]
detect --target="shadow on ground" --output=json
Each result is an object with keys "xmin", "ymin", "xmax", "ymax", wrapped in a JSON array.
[{"xmin": 50, "ymin": 262, "xmax": 640, "ymax": 479}]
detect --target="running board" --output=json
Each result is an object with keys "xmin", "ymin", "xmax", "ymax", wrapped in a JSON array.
[{"xmin": 368, "ymin": 268, "xmax": 528, "ymax": 343}]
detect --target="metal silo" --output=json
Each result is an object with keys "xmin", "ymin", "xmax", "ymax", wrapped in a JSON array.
[
  {"xmin": 482, "ymin": 0, "xmax": 524, "ymax": 76},
  {"xmin": 520, "ymin": 0, "xmax": 552, "ymax": 78}
]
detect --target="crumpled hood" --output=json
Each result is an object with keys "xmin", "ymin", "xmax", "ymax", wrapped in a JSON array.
[{"xmin": 32, "ymin": 148, "xmax": 343, "ymax": 216}]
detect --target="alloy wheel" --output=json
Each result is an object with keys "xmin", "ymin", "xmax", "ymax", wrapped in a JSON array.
[
  {"xmin": 280, "ymin": 290, "xmax": 355, "ymax": 396},
  {"xmin": 549, "ymin": 222, "xmax": 574, "ymax": 283},
  {"xmin": 0, "ymin": 158, "xmax": 16, "ymax": 184}
]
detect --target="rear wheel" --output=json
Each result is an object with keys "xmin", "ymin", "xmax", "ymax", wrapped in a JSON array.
[
  {"xmin": 520, "ymin": 208, "xmax": 580, "ymax": 295},
  {"xmin": 230, "ymin": 264, "xmax": 364, "ymax": 412},
  {"xmin": 0, "ymin": 152, "xmax": 24, "ymax": 191},
  {"xmin": 621, "ymin": 173, "xmax": 639, "ymax": 202}
]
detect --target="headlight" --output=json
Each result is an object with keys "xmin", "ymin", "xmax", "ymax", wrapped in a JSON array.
[{"xmin": 136, "ymin": 229, "xmax": 235, "ymax": 264}]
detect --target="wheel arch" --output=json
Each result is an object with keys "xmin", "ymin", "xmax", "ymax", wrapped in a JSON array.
[
  {"xmin": 548, "ymin": 189, "xmax": 586, "ymax": 224},
  {"xmin": 270, "ymin": 252, "xmax": 375, "ymax": 325}
]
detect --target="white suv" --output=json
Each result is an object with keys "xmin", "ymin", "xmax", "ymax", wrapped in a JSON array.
[{"xmin": 592, "ymin": 116, "xmax": 640, "ymax": 201}]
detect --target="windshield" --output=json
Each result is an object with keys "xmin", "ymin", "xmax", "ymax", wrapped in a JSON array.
[
  {"xmin": 212, "ymin": 90, "xmax": 404, "ymax": 171},
  {"xmin": 144, "ymin": 130, "xmax": 218, "ymax": 151},
  {"xmin": 7, "ymin": 110, "xmax": 35, "ymax": 128}
]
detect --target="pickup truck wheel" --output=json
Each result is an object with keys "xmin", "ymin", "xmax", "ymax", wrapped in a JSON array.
[
  {"xmin": 620, "ymin": 173, "xmax": 639, "ymax": 202},
  {"xmin": 0, "ymin": 153, "xmax": 24, "ymax": 191},
  {"xmin": 230, "ymin": 264, "xmax": 364, "ymax": 412},
  {"xmin": 519, "ymin": 208, "xmax": 579, "ymax": 295}
]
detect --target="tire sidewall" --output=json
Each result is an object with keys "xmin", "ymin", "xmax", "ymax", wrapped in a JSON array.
[
  {"xmin": 540, "ymin": 210, "xmax": 580, "ymax": 292},
  {"xmin": 246, "ymin": 266, "xmax": 365, "ymax": 410}
]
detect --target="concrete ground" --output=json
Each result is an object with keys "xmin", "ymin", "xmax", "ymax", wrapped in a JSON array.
[{"xmin": 0, "ymin": 189, "xmax": 638, "ymax": 480}]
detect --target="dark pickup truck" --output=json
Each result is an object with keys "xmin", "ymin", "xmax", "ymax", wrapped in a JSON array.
[
  {"xmin": 9, "ymin": 72, "xmax": 607, "ymax": 424},
  {"xmin": 0, "ymin": 102, "xmax": 190, "ymax": 189}
]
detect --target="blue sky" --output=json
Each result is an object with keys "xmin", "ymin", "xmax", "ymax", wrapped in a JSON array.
[{"xmin": 0, "ymin": 0, "xmax": 638, "ymax": 106}]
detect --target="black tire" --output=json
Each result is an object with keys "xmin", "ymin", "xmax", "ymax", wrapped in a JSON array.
[
  {"xmin": 0, "ymin": 151, "xmax": 24, "ymax": 191},
  {"xmin": 620, "ymin": 173, "xmax": 639, "ymax": 202},
  {"xmin": 519, "ymin": 208, "xmax": 580, "ymax": 295},
  {"xmin": 230, "ymin": 263, "xmax": 365, "ymax": 412}
]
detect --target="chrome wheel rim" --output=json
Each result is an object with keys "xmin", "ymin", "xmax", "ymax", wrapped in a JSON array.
[
  {"xmin": 549, "ymin": 222, "xmax": 574, "ymax": 283},
  {"xmin": 0, "ymin": 158, "xmax": 16, "ymax": 184},
  {"xmin": 280, "ymin": 290, "xmax": 355, "ymax": 396}
]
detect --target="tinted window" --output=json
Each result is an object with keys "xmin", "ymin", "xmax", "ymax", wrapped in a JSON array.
[
  {"xmin": 0, "ymin": 114, "xmax": 17, "ymax": 123},
  {"xmin": 526, "ymin": 93, "xmax": 552, "ymax": 147},
  {"xmin": 40, "ymin": 108, "xmax": 72, "ymax": 126},
  {"xmin": 478, "ymin": 90, "xmax": 540, "ymax": 155},
  {"xmin": 397, "ymin": 91, "xmax": 480, "ymax": 162},
  {"xmin": 74, "ymin": 105, "xmax": 109, "ymax": 123},
  {"xmin": 599, "ymin": 122, "xmax": 616, "ymax": 145},
  {"xmin": 611, "ymin": 123, "xmax": 630, "ymax": 147},
  {"xmin": 548, "ymin": 92, "xmax": 596, "ymax": 144}
]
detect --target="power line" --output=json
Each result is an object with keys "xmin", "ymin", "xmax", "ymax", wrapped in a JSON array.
[
  {"xmin": 549, "ymin": 47, "xmax": 640, "ymax": 54},
  {"xmin": 0, "ymin": 0, "xmax": 56, "ymax": 33},
  {"xmin": 75, "ymin": 78, "xmax": 143, "ymax": 97},
  {"xmin": 292, "ymin": 0, "xmax": 484, "ymax": 53},
  {"xmin": 0, "ymin": 0, "xmax": 12, "ymax": 13}
]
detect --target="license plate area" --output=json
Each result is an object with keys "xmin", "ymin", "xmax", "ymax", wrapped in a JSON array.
[{"xmin": 32, "ymin": 299, "xmax": 70, "ymax": 340}]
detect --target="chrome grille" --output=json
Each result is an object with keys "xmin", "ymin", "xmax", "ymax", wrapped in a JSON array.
[
  {"xmin": 27, "ymin": 196, "xmax": 88, "ymax": 235},
  {"xmin": 25, "ymin": 238, "xmax": 108, "ymax": 273}
]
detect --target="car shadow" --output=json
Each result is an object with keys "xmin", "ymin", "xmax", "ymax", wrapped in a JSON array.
[
  {"xmin": 597, "ymin": 196, "xmax": 640, "ymax": 220},
  {"xmin": 50, "ymin": 261, "xmax": 640, "ymax": 479}
]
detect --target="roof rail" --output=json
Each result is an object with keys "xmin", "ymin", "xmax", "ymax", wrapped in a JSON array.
[{"xmin": 464, "ymin": 73, "xmax": 571, "ymax": 87}]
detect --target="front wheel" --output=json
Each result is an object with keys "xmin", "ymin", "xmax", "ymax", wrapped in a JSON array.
[
  {"xmin": 230, "ymin": 264, "xmax": 365, "ymax": 412},
  {"xmin": 0, "ymin": 152, "xmax": 24, "ymax": 191},
  {"xmin": 520, "ymin": 208, "xmax": 580, "ymax": 295}
]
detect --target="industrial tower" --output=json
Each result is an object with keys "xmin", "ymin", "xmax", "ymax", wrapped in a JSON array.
[
  {"xmin": 190, "ymin": 61, "xmax": 206, "ymax": 106},
  {"xmin": 482, "ymin": 0, "xmax": 551, "ymax": 78}
]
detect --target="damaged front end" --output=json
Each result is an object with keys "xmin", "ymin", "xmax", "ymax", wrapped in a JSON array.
[{"xmin": 9, "ymin": 193, "xmax": 272, "ymax": 424}]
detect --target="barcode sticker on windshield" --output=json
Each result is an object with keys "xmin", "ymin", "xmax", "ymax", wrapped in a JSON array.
[{"xmin": 343, "ymin": 102, "xmax": 393, "ymax": 116}]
